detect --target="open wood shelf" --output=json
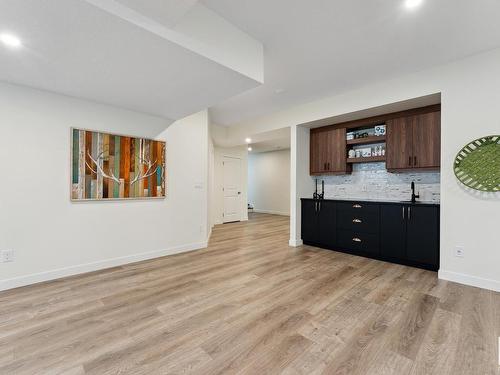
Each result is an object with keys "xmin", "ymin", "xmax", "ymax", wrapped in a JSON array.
[
  {"xmin": 347, "ymin": 156, "xmax": 386, "ymax": 164},
  {"xmin": 346, "ymin": 135, "xmax": 386, "ymax": 145}
]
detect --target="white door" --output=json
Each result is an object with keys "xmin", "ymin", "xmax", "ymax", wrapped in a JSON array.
[{"xmin": 223, "ymin": 156, "xmax": 242, "ymax": 223}]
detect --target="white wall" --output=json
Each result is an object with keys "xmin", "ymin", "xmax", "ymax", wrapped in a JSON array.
[
  {"xmin": 208, "ymin": 130, "xmax": 215, "ymax": 234},
  {"xmin": 290, "ymin": 126, "xmax": 315, "ymax": 246},
  {"xmin": 248, "ymin": 150, "xmax": 290, "ymax": 216},
  {"xmin": 0, "ymin": 82, "xmax": 210, "ymax": 291},
  {"xmin": 213, "ymin": 146, "xmax": 248, "ymax": 224},
  {"xmin": 230, "ymin": 48, "xmax": 500, "ymax": 292}
]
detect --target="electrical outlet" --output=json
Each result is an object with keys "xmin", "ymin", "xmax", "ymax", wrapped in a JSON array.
[
  {"xmin": 454, "ymin": 246, "xmax": 464, "ymax": 258},
  {"xmin": 1, "ymin": 249, "xmax": 14, "ymax": 263}
]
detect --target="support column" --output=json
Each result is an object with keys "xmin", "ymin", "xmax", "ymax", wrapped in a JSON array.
[{"xmin": 289, "ymin": 125, "xmax": 314, "ymax": 247}]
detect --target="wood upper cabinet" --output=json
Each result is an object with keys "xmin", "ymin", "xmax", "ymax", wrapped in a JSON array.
[
  {"xmin": 386, "ymin": 116, "xmax": 414, "ymax": 169},
  {"xmin": 310, "ymin": 130, "xmax": 328, "ymax": 174},
  {"xmin": 310, "ymin": 127, "xmax": 348, "ymax": 175},
  {"xmin": 386, "ymin": 111, "xmax": 440, "ymax": 170},
  {"xmin": 412, "ymin": 112, "xmax": 441, "ymax": 168}
]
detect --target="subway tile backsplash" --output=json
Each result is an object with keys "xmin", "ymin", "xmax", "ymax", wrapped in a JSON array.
[{"xmin": 316, "ymin": 163, "xmax": 440, "ymax": 202}]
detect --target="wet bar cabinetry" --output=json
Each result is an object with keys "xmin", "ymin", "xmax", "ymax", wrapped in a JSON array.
[
  {"xmin": 301, "ymin": 198, "xmax": 440, "ymax": 271},
  {"xmin": 309, "ymin": 104, "xmax": 441, "ymax": 175}
]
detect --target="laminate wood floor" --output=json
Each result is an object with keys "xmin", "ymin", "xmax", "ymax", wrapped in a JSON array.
[{"xmin": 1, "ymin": 213, "xmax": 499, "ymax": 374}]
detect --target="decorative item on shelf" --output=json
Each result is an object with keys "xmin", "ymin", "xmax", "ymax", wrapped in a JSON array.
[
  {"xmin": 374, "ymin": 124, "xmax": 386, "ymax": 136},
  {"xmin": 355, "ymin": 150, "xmax": 361, "ymax": 158},
  {"xmin": 71, "ymin": 128, "xmax": 166, "ymax": 201},
  {"xmin": 453, "ymin": 134, "xmax": 500, "ymax": 192},
  {"xmin": 360, "ymin": 147, "xmax": 372, "ymax": 157},
  {"xmin": 373, "ymin": 145, "xmax": 384, "ymax": 156},
  {"xmin": 355, "ymin": 132, "xmax": 369, "ymax": 139},
  {"xmin": 346, "ymin": 132, "xmax": 354, "ymax": 140},
  {"xmin": 348, "ymin": 149, "xmax": 356, "ymax": 158}
]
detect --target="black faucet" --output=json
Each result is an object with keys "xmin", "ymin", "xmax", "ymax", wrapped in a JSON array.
[{"xmin": 411, "ymin": 181, "xmax": 420, "ymax": 203}]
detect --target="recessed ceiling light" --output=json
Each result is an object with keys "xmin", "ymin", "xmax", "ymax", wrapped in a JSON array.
[
  {"xmin": 0, "ymin": 33, "xmax": 22, "ymax": 48},
  {"xmin": 405, "ymin": 0, "xmax": 423, "ymax": 9},
  {"xmin": 247, "ymin": 147, "xmax": 252, "ymax": 152},
  {"xmin": 245, "ymin": 138, "xmax": 252, "ymax": 143}
]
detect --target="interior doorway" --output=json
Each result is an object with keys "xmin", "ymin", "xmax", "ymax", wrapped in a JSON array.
[
  {"xmin": 223, "ymin": 156, "xmax": 242, "ymax": 223},
  {"xmin": 247, "ymin": 133, "xmax": 291, "ymax": 219}
]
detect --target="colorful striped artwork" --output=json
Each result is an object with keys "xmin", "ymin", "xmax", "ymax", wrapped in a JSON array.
[{"xmin": 71, "ymin": 128, "xmax": 166, "ymax": 200}]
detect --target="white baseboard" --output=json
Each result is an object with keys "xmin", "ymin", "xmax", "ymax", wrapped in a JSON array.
[
  {"xmin": 289, "ymin": 239, "xmax": 303, "ymax": 247},
  {"xmin": 253, "ymin": 209, "xmax": 290, "ymax": 216},
  {"xmin": 0, "ymin": 241, "xmax": 208, "ymax": 292},
  {"xmin": 438, "ymin": 270, "xmax": 500, "ymax": 292}
]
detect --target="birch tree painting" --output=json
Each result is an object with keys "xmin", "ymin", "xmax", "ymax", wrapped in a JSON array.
[{"xmin": 71, "ymin": 128, "xmax": 166, "ymax": 200}]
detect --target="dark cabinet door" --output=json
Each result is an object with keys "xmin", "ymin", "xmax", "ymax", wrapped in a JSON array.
[
  {"xmin": 310, "ymin": 128, "xmax": 349, "ymax": 175},
  {"xmin": 380, "ymin": 205, "xmax": 407, "ymax": 260},
  {"xmin": 310, "ymin": 129, "xmax": 332, "ymax": 175},
  {"xmin": 317, "ymin": 200, "xmax": 336, "ymax": 246},
  {"xmin": 326, "ymin": 128, "xmax": 347, "ymax": 173},
  {"xmin": 301, "ymin": 200, "xmax": 318, "ymax": 243},
  {"xmin": 406, "ymin": 206, "xmax": 439, "ymax": 268},
  {"xmin": 386, "ymin": 117, "xmax": 414, "ymax": 170},
  {"xmin": 387, "ymin": 112, "xmax": 441, "ymax": 171},
  {"xmin": 412, "ymin": 112, "xmax": 441, "ymax": 168},
  {"xmin": 309, "ymin": 131, "xmax": 323, "ymax": 175}
]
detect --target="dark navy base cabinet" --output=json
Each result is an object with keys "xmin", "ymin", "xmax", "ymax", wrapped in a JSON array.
[
  {"xmin": 301, "ymin": 200, "xmax": 336, "ymax": 247},
  {"xmin": 301, "ymin": 199, "xmax": 440, "ymax": 271}
]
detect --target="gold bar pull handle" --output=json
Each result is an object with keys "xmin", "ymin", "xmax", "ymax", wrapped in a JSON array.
[
  {"xmin": 353, "ymin": 204, "xmax": 362, "ymax": 208},
  {"xmin": 352, "ymin": 218, "xmax": 362, "ymax": 223},
  {"xmin": 352, "ymin": 237, "xmax": 362, "ymax": 242}
]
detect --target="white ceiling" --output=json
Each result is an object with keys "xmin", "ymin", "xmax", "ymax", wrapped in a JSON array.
[
  {"xmin": 250, "ymin": 138, "xmax": 290, "ymax": 154},
  {"xmin": 248, "ymin": 127, "xmax": 290, "ymax": 153},
  {"xmin": 110, "ymin": 0, "xmax": 199, "ymax": 27},
  {"xmin": 0, "ymin": 0, "xmax": 262, "ymax": 122},
  {"xmin": 204, "ymin": 0, "xmax": 500, "ymax": 126}
]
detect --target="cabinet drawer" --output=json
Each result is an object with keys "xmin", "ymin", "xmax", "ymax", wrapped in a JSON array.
[
  {"xmin": 337, "ymin": 202, "xmax": 379, "ymax": 215},
  {"xmin": 337, "ymin": 211, "xmax": 379, "ymax": 233},
  {"xmin": 337, "ymin": 230, "xmax": 379, "ymax": 255}
]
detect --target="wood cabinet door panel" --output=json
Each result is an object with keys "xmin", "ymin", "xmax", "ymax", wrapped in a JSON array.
[
  {"xmin": 310, "ymin": 131, "xmax": 322, "ymax": 174},
  {"xmin": 412, "ymin": 112, "xmax": 441, "ymax": 168},
  {"xmin": 386, "ymin": 117, "xmax": 414, "ymax": 169},
  {"xmin": 310, "ymin": 128, "xmax": 348, "ymax": 174},
  {"xmin": 326, "ymin": 128, "xmax": 347, "ymax": 173}
]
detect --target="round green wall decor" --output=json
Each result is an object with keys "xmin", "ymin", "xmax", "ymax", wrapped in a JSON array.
[{"xmin": 453, "ymin": 135, "xmax": 500, "ymax": 192}]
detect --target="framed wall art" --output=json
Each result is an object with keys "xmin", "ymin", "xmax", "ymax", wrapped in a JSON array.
[{"xmin": 71, "ymin": 128, "xmax": 166, "ymax": 201}]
